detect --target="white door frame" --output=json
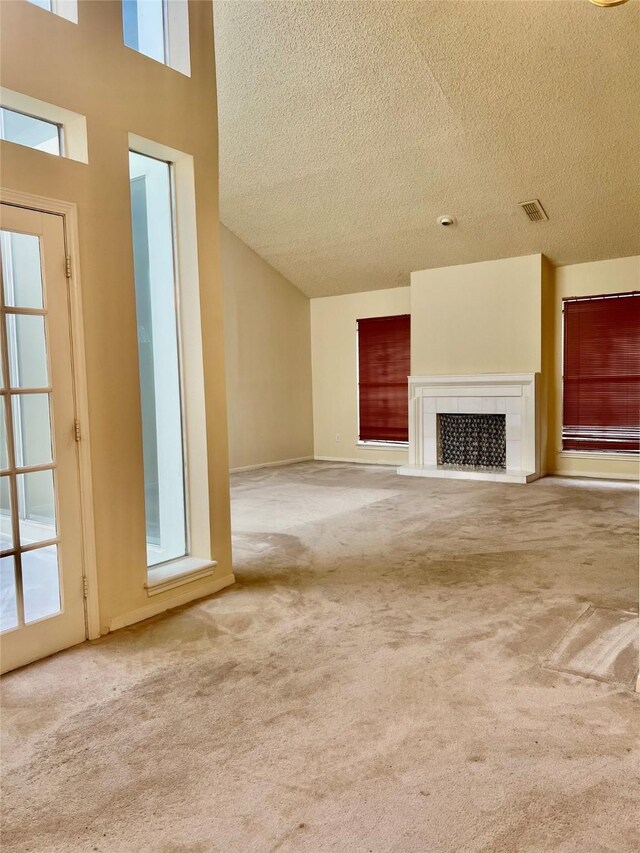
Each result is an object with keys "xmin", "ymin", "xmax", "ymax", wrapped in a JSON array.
[{"xmin": 1, "ymin": 187, "xmax": 99, "ymax": 640}]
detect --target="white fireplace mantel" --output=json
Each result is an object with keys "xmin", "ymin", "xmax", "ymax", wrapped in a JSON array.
[{"xmin": 398, "ymin": 373, "xmax": 540, "ymax": 484}]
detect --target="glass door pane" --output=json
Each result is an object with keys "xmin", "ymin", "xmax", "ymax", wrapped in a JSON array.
[
  {"xmin": 0, "ymin": 228, "xmax": 61, "ymax": 629},
  {"xmin": 0, "ymin": 554, "xmax": 18, "ymax": 631}
]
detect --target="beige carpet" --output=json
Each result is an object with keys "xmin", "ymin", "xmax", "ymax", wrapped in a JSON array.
[{"xmin": 1, "ymin": 462, "xmax": 639, "ymax": 853}]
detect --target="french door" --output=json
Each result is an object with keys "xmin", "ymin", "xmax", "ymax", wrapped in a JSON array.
[{"xmin": 0, "ymin": 203, "xmax": 86, "ymax": 673}]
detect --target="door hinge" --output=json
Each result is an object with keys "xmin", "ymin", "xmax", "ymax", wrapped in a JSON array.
[
  {"xmin": 65, "ymin": 256, "xmax": 72, "ymax": 279},
  {"xmin": 82, "ymin": 576, "xmax": 89, "ymax": 598},
  {"xmin": 74, "ymin": 419, "xmax": 81, "ymax": 442}
]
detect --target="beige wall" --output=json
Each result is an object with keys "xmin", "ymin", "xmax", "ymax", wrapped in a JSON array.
[
  {"xmin": 0, "ymin": 0, "xmax": 233, "ymax": 633},
  {"xmin": 311, "ymin": 287, "xmax": 411, "ymax": 465},
  {"xmin": 220, "ymin": 224, "xmax": 313, "ymax": 470},
  {"xmin": 540, "ymin": 255, "xmax": 555, "ymax": 476},
  {"xmin": 311, "ymin": 252, "xmax": 638, "ymax": 482},
  {"xmin": 548, "ymin": 256, "xmax": 640, "ymax": 480},
  {"xmin": 411, "ymin": 254, "xmax": 543, "ymax": 376},
  {"xmin": 411, "ymin": 254, "xmax": 548, "ymax": 476}
]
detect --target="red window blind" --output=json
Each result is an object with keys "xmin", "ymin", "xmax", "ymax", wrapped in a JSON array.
[
  {"xmin": 563, "ymin": 291, "xmax": 640, "ymax": 453},
  {"xmin": 358, "ymin": 314, "xmax": 410, "ymax": 443}
]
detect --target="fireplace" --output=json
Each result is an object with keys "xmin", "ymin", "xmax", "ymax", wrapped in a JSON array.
[
  {"xmin": 438, "ymin": 414, "xmax": 506, "ymax": 468},
  {"xmin": 397, "ymin": 373, "xmax": 540, "ymax": 483}
]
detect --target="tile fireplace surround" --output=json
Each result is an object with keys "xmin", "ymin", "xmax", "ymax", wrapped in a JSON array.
[{"xmin": 397, "ymin": 373, "xmax": 540, "ymax": 484}]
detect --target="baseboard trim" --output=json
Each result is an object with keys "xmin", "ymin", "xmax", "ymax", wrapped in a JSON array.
[
  {"xmin": 230, "ymin": 456, "xmax": 637, "ymax": 481},
  {"xmin": 230, "ymin": 456, "xmax": 313, "ymax": 473},
  {"xmin": 314, "ymin": 455, "xmax": 402, "ymax": 466},
  {"xmin": 107, "ymin": 573, "xmax": 235, "ymax": 633},
  {"xmin": 550, "ymin": 469, "xmax": 639, "ymax": 483}
]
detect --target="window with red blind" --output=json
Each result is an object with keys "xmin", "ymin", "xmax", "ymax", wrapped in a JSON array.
[
  {"xmin": 562, "ymin": 291, "xmax": 640, "ymax": 453},
  {"xmin": 357, "ymin": 314, "xmax": 410, "ymax": 443}
]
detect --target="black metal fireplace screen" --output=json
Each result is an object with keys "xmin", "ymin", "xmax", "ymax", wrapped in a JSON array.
[{"xmin": 438, "ymin": 414, "xmax": 506, "ymax": 468}]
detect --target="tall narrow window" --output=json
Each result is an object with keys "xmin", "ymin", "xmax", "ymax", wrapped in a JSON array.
[
  {"xmin": 129, "ymin": 151, "xmax": 187, "ymax": 566},
  {"xmin": 563, "ymin": 291, "xmax": 640, "ymax": 453},
  {"xmin": 357, "ymin": 315, "xmax": 411, "ymax": 443}
]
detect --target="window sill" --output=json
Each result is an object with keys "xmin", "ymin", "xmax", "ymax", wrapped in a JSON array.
[
  {"xmin": 145, "ymin": 557, "xmax": 218, "ymax": 597},
  {"xmin": 356, "ymin": 441, "xmax": 409, "ymax": 450},
  {"xmin": 558, "ymin": 450, "xmax": 639, "ymax": 461}
]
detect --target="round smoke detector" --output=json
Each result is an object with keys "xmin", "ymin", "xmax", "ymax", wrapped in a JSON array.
[{"xmin": 438, "ymin": 215, "xmax": 456, "ymax": 227}]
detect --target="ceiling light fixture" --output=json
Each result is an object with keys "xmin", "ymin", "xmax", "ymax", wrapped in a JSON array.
[
  {"xmin": 437, "ymin": 215, "xmax": 455, "ymax": 227},
  {"xmin": 589, "ymin": 0, "xmax": 630, "ymax": 7}
]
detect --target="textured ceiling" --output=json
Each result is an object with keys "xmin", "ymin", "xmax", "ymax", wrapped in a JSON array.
[{"xmin": 213, "ymin": 0, "xmax": 640, "ymax": 297}]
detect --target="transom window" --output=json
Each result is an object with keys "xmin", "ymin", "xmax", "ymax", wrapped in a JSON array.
[
  {"xmin": 0, "ymin": 107, "xmax": 62, "ymax": 157},
  {"xmin": 123, "ymin": 0, "xmax": 190, "ymax": 75},
  {"xmin": 24, "ymin": 0, "xmax": 77, "ymax": 23},
  {"xmin": 562, "ymin": 291, "xmax": 640, "ymax": 454},
  {"xmin": 123, "ymin": 0, "xmax": 168, "ymax": 65}
]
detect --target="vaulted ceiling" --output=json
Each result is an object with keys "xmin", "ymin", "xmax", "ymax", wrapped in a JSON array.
[{"xmin": 213, "ymin": 0, "xmax": 640, "ymax": 297}]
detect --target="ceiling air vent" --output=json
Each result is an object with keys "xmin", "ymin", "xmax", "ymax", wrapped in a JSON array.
[{"xmin": 518, "ymin": 199, "xmax": 548, "ymax": 222}]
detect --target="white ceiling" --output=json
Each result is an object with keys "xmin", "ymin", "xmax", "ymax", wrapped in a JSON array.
[{"xmin": 213, "ymin": 0, "xmax": 640, "ymax": 298}]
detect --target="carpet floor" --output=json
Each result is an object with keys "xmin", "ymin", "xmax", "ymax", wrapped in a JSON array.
[{"xmin": 1, "ymin": 462, "xmax": 639, "ymax": 853}]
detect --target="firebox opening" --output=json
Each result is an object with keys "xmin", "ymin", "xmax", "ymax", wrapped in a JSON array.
[{"xmin": 438, "ymin": 414, "xmax": 506, "ymax": 469}]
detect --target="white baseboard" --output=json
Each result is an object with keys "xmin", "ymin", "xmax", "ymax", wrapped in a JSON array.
[
  {"xmin": 314, "ymin": 455, "xmax": 401, "ymax": 466},
  {"xmin": 107, "ymin": 572, "xmax": 235, "ymax": 633},
  {"xmin": 230, "ymin": 456, "xmax": 313, "ymax": 473}
]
